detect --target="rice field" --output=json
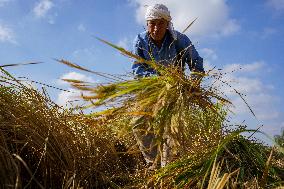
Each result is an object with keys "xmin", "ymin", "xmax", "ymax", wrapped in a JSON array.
[{"xmin": 0, "ymin": 41, "xmax": 284, "ymax": 188}]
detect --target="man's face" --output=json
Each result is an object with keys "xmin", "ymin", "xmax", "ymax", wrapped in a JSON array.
[{"xmin": 147, "ymin": 19, "xmax": 168, "ymax": 41}]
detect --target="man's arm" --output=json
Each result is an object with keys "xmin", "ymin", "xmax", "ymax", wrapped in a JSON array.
[{"xmin": 131, "ymin": 35, "xmax": 154, "ymax": 77}]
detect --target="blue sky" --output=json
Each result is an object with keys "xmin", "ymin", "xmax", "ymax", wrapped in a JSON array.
[{"xmin": 1, "ymin": 0, "xmax": 284, "ymax": 141}]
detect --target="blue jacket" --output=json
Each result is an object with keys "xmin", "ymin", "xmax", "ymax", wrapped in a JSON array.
[{"xmin": 132, "ymin": 30, "xmax": 204, "ymax": 77}]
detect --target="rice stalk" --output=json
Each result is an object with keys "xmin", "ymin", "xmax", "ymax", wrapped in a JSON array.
[
  {"xmin": 57, "ymin": 38, "xmax": 284, "ymax": 188},
  {"xmin": 58, "ymin": 48, "xmax": 230, "ymax": 168},
  {"xmin": 0, "ymin": 68, "xmax": 138, "ymax": 188}
]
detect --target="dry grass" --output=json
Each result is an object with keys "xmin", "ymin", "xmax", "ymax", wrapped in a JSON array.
[
  {"xmin": 0, "ymin": 67, "xmax": 140, "ymax": 188},
  {"xmin": 56, "ymin": 38, "xmax": 284, "ymax": 188},
  {"xmin": 1, "ymin": 35, "xmax": 284, "ymax": 188}
]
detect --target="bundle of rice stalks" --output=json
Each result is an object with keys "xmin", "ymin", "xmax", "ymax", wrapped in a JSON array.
[
  {"xmin": 0, "ymin": 67, "xmax": 137, "ymax": 188},
  {"xmin": 58, "ymin": 39, "xmax": 284, "ymax": 188},
  {"xmin": 58, "ymin": 38, "xmax": 230, "ymax": 165}
]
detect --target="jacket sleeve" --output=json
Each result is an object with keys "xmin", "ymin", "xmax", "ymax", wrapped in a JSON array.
[
  {"xmin": 178, "ymin": 34, "xmax": 204, "ymax": 73},
  {"xmin": 131, "ymin": 35, "xmax": 155, "ymax": 77}
]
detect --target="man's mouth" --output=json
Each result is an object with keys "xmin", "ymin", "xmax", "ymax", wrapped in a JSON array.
[{"xmin": 153, "ymin": 32, "xmax": 161, "ymax": 37}]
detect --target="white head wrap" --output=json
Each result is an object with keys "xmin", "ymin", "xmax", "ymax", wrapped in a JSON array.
[{"xmin": 145, "ymin": 4, "xmax": 177, "ymax": 40}]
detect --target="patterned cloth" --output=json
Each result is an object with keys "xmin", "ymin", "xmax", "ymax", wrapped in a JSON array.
[{"xmin": 145, "ymin": 4, "xmax": 177, "ymax": 40}]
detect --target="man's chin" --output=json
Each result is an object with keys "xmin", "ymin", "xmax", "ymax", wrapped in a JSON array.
[{"xmin": 151, "ymin": 35, "xmax": 163, "ymax": 41}]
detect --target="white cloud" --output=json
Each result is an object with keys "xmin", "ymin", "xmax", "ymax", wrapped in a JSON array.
[
  {"xmin": 56, "ymin": 72, "xmax": 96, "ymax": 107},
  {"xmin": 267, "ymin": 0, "xmax": 284, "ymax": 11},
  {"xmin": 57, "ymin": 71, "xmax": 95, "ymax": 86},
  {"xmin": 0, "ymin": 24, "xmax": 16, "ymax": 44},
  {"xmin": 201, "ymin": 48, "xmax": 218, "ymax": 61},
  {"xmin": 221, "ymin": 19, "xmax": 240, "ymax": 36},
  {"xmin": 213, "ymin": 61, "xmax": 280, "ymax": 121},
  {"xmin": 130, "ymin": 0, "xmax": 240, "ymax": 38},
  {"xmin": 189, "ymin": 50, "xmax": 278, "ymax": 123},
  {"xmin": 117, "ymin": 37, "xmax": 132, "ymax": 50},
  {"xmin": 223, "ymin": 61, "xmax": 265, "ymax": 73},
  {"xmin": 200, "ymin": 48, "xmax": 217, "ymax": 71},
  {"xmin": 56, "ymin": 88, "xmax": 83, "ymax": 107},
  {"xmin": 230, "ymin": 93, "xmax": 280, "ymax": 120},
  {"xmin": 33, "ymin": 0, "xmax": 54, "ymax": 18},
  {"xmin": 241, "ymin": 61, "xmax": 265, "ymax": 72}
]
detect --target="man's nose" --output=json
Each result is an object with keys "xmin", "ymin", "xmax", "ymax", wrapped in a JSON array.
[{"xmin": 154, "ymin": 25, "xmax": 159, "ymax": 31}]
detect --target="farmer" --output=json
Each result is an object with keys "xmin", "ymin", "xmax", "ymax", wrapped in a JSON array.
[
  {"xmin": 132, "ymin": 4, "xmax": 204, "ymax": 77},
  {"xmin": 132, "ymin": 4, "xmax": 204, "ymax": 169}
]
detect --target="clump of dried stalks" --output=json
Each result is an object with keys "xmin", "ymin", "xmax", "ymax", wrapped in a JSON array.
[
  {"xmin": 1, "ymin": 35, "xmax": 284, "ymax": 188},
  {"xmin": 0, "ymin": 67, "xmax": 139, "ymax": 188},
  {"xmin": 58, "ymin": 39, "xmax": 284, "ymax": 188},
  {"xmin": 58, "ymin": 38, "xmax": 230, "ymax": 162}
]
